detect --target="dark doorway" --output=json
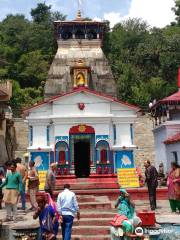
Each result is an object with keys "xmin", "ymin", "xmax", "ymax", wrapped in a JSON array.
[{"xmin": 74, "ymin": 140, "xmax": 90, "ymax": 178}]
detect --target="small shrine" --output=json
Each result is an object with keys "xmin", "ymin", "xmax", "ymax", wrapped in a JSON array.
[
  {"xmin": 150, "ymin": 69, "xmax": 180, "ymax": 171},
  {"xmin": 24, "ymin": 10, "xmax": 140, "ymax": 180}
]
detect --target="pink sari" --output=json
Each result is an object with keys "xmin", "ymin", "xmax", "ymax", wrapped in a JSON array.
[
  {"xmin": 167, "ymin": 168, "xmax": 180, "ymax": 200},
  {"xmin": 45, "ymin": 192, "xmax": 60, "ymax": 220}
]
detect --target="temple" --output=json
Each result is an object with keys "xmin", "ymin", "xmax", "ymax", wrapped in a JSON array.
[{"xmin": 24, "ymin": 12, "xmax": 140, "ymax": 179}]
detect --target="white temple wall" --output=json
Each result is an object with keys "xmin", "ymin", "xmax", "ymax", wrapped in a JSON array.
[
  {"xmin": 166, "ymin": 143, "xmax": 180, "ymax": 170},
  {"xmin": 153, "ymin": 126, "xmax": 167, "ymax": 171}
]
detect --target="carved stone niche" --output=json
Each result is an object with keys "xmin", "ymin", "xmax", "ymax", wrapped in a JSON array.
[{"xmin": 71, "ymin": 59, "xmax": 91, "ymax": 88}]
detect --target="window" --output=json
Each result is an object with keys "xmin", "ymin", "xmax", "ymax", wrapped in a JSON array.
[
  {"xmin": 172, "ymin": 151, "xmax": 178, "ymax": 164},
  {"xmin": 100, "ymin": 149, "xmax": 107, "ymax": 163},
  {"xmin": 56, "ymin": 141, "xmax": 69, "ymax": 165},
  {"xmin": 59, "ymin": 150, "xmax": 66, "ymax": 165}
]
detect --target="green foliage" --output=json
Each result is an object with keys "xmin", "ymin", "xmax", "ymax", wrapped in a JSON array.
[
  {"xmin": 17, "ymin": 50, "xmax": 49, "ymax": 88},
  {"xmin": 104, "ymin": 17, "xmax": 180, "ymax": 108},
  {"xmin": 10, "ymin": 81, "xmax": 43, "ymax": 117},
  {"xmin": 0, "ymin": 3, "xmax": 66, "ymax": 115}
]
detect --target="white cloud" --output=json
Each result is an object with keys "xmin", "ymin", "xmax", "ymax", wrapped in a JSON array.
[
  {"xmin": 102, "ymin": 0, "xmax": 175, "ymax": 29},
  {"xmin": 126, "ymin": 0, "xmax": 175, "ymax": 28},
  {"xmin": 104, "ymin": 12, "xmax": 122, "ymax": 28},
  {"xmin": 93, "ymin": 17, "xmax": 102, "ymax": 22}
]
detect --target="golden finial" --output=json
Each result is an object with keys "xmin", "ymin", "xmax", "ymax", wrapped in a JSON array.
[{"xmin": 76, "ymin": 9, "xmax": 82, "ymax": 20}]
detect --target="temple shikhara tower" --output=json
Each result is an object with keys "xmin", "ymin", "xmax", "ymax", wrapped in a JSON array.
[
  {"xmin": 45, "ymin": 10, "xmax": 116, "ymax": 99},
  {"xmin": 24, "ymin": 11, "xmax": 139, "ymax": 181}
]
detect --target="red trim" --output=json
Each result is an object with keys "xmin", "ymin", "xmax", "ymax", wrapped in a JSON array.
[
  {"xmin": 23, "ymin": 87, "xmax": 140, "ymax": 115},
  {"xmin": 69, "ymin": 124, "xmax": 95, "ymax": 134},
  {"xmin": 164, "ymin": 133, "xmax": 180, "ymax": 145},
  {"xmin": 151, "ymin": 89, "xmax": 180, "ymax": 109},
  {"xmin": 178, "ymin": 68, "xmax": 180, "ymax": 88}
]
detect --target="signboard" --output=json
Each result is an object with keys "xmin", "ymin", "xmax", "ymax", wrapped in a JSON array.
[
  {"xmin": 115, "ymin": 151, "xmax": 134, "ymax": 169},
  {"xmin": 31, "ymin": 152, "xmax": 49, "ymax": 191},
  {"xmin": 38, "ymin": 170, "xmax": 47, "ymax": 191},
  {"xmin": 117, "ymin": 168, "xmax": 139, "ymax": 188}
]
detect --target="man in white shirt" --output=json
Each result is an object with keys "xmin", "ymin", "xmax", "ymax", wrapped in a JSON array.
[{"xmin": 57, "ymin": 184, "xmax": 80, "ymax": 240}]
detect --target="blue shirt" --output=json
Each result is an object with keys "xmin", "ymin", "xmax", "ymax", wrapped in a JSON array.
[{"xmin": 57, "ymin": 189, "xmax": 79, "ymax": 217}]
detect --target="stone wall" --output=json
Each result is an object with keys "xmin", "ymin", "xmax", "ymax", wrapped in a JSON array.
[
  {"xmin": 134, "ymin": 114, "xmax": 155, "ymax": 172},
  {"xmin": 44, "ymin": 39, "xmax": 117, "ymax": 99},
  {"xmin": 13, "ymin": 115, "xmax": 155, "ymax": 170},
  {"xmin": 14, "ymin": 118, "xmax": 28, "ymax": 160}
]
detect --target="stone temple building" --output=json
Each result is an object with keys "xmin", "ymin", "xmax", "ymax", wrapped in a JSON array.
[{"xmin": 24, "ymin": 12, "xmax": 140, "ymax": 178}]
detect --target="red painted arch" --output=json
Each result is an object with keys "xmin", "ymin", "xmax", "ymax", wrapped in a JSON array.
[{"xmin": 69, "ymin": 124, "xmax": 95, "ymax": 134}]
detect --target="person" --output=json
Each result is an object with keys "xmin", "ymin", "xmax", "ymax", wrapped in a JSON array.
[
  {"xmin": 0, "ymin": 169, "xmax": 4, "ymax": 209},
  {"xmin": 33, "ymin": 195, "xmax": 59, "ymax": 240},
  {"xmin": 57, "ymin": 184, "xmax": 80, "ymax": 240},
  {"xmin": 28, "ymin": 160, "xmax": 39, "ymax": 210},
  {"xmin": 158, "ymin": 163, "xmax": 166, "ymax": 186},
  {"xmin": 4, "ymin": 160, "xmax": 12, "ymax": 176},
  {"xmin": 115, "ymin": 189, "xmax": 135, "ymax": 219},
  {"xmin": 44, "ymin": 163, "xmax": 57, "ymax": 199},
  {"xmin": 167, "ymin": 162, "xmax": 180, "ymax": 213},
  {"xmin": 0, "ymin": 160, "xmax": 22, "ymax": 221},
  {"xmin": 110, "ymin": 216, "xmax": 144, "ymax": 240},
  {"xmin": 15, "ymin": 157, "xmax": 28, "ymax": 210},
  {"xmin": 144, "ymin": 160, "xmax": 158, "ymax": 210}
]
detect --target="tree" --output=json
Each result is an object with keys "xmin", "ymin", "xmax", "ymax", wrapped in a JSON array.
[
  {"xmin": 17, "ymin": 50, "xmax": 49, "ymax": 88},
  {"xmin": 172, "ymin": 0, "xmax": 180, "ymax": 25},
  {"xmin": 31, "ymin": 3, "xmax": 51, "ymax": 24}
]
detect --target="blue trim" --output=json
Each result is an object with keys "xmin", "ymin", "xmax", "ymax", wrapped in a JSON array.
[
  {"xmin": 55, "ymin": 136, "xmax": 69, "ymax": 143},
  {"xmin": 96, "ymin": 140, "xmax": 111, "ymax": 164},
  {"xmin": 47, "ymin": 125, "xmax": 50, "ymax": 146},
  {"xmin": 113, "ymin": 124, "xmax": 116, "ymax": 145},
  {"xmin": 29, "ymin": 126, "xmax": 33, "ymax": 146},
  {"xmin": 130, "ymin": 124, "xmax": 134, "ymax": 145},
  {"xmin": 55, "ymin": 141, "xmax": 69, "ymax": 164}
]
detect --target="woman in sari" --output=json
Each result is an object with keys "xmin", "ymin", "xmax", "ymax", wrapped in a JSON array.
[
  {"xmin": 167, "ymin": 162, "xmax": 180, "ymax": 213},
  {"xmin": 115, "ymin": 189, "xmax": 135, "ymax": 219}
]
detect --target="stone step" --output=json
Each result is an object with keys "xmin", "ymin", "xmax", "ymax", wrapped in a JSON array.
[
  {"xmin": 55, "ymin": 182, "xmax": 118, "ymax": 190},
  {"xmin": 57, "ymin": 235, "xmax": 111, "ymax": 240},
  {"xmin": 58, "ymin": 226, "xmax": 110, "ymax": 235},
  {"xmin": 74, "ymin": 218, "xmax": 111, "ymax": 226},
  {"xmin": 79, "ymin": 202, "xmax": 112, "ymax": 210},
  {"xmin": 77, "ymin": 196, "xmax": 96, "ymax": 203},
  {"xmin": 80, "ymin": 211, "xmax": 115, "ymax": 218}
]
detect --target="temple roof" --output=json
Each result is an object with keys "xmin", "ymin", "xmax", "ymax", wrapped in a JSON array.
[
  {"xmin": 164, "ymin": 132, "xmax": 180, "ymax": 145},
  {"xmin": 150, "ymin": 89, "xmax": 180, "ymax": 110},
  {"xmin": 23, "ymin": 87, "xmax": 140, "ymax": 114}
]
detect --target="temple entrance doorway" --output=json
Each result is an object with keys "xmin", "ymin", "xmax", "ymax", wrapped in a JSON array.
[{"xmin": 74, "ymin": 139, "xmax": 90, "ymax": 178}]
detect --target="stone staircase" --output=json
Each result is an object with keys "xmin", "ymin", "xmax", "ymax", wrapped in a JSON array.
[{"xmin": 57, "ymin": 195, "xmax": 115, "ymax": 240}]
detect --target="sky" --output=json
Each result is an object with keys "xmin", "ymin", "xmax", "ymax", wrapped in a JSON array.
[{"xmin": 0, "ymin": 0, "xmax": 176, "ymax": 28}]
